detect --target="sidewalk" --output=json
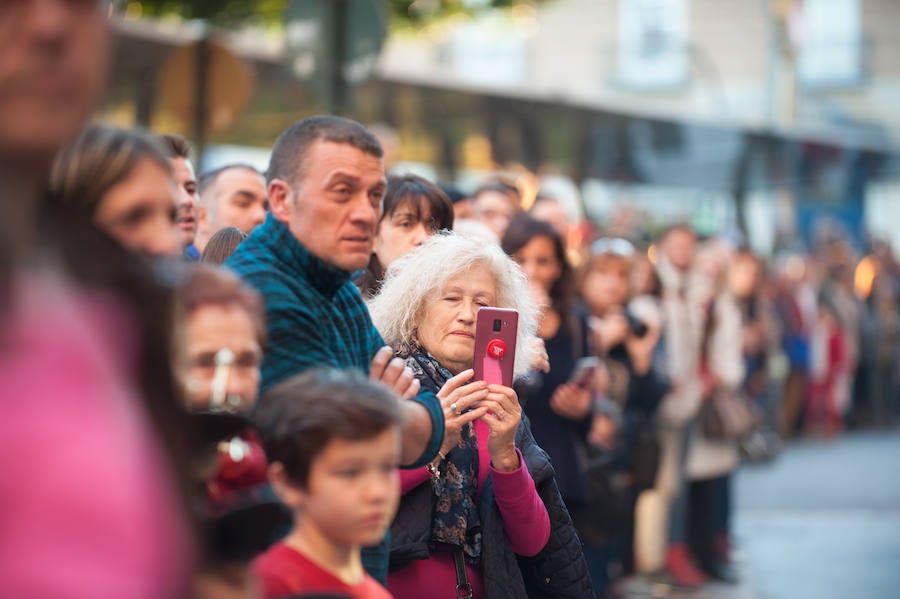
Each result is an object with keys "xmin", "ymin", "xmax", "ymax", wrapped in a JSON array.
[
  {"xmin": 615, "ymin": 569, "xmax": 756, "ymax": 599},
  {"xmin": 613, "ymin": 430, "xmax": 900, "ymax": 599}
]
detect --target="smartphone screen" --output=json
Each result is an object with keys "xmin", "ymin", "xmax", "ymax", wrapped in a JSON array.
[
  {"xmin": 569, "ymin": 356, "xmax": 600, "ymax": 388},
  {"xmin": 472, "ymin": 307, "xmax": 518, "ymax": 387}
]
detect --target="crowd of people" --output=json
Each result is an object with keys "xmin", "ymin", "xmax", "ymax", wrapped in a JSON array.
[{"xmin": 2, "ymin": 3, "xmax": 898, "ymax": 599}]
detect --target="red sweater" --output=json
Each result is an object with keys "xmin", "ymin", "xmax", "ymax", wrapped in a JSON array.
[{"xmin": 253, "ymin": 542, "xmax": 393, "ymax": 599}]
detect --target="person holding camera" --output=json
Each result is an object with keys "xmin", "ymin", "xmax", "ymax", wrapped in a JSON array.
[
  {"xmin": 503, "ymin": 215, "xmax": 623, "ymax": 594},
  {"xmin": 580, "ymin": 238, "xmax": 667, "ymax": 581}
]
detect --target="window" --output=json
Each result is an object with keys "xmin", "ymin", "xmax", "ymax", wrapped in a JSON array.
[
  {"xmin": 617, "ymin": 0, "xmax": 689, "ymax": 89},
  {"xmin": 797, "ymin": 0, "xmax": 862, "ymax": 87}
]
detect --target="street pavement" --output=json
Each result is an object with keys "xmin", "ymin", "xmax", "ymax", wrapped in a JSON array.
[
  {"xmin": 733, "ymin": 430, "xmax": 900, "ymax": 599},
  {"xmin": 618, "ymin": 430, "xmax": 900, "ymax": 599}
]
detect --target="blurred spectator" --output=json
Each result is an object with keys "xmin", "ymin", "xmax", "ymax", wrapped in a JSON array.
[
  {"xmin": 225, "ymin": 116, "xmax": 444, "ymax": 584},
  {"xmin": 367, "ymin": 122, "xmax": 399, "ymax": 171},
  {"xmin": 180, "ymin": 265, "xmax": 265, "ymax": 415},
  {"xmin": 806, "ymin": 294, "xmax": 849, "ymax": 437},
  {"xmin": 179, "ymin": 265, "xmax": 278, "ymax": 599},
  {"xmin": 579, "ymin": 237, "xmax": 666, "ymax": 587},
  {"xmin": 644, "ymin": 224, "xmax": 710, "ymax": 589},
  {"xmin": 440, "ymin": 183, "xmax": 473, "ymax": 221},
  {"xmin": 858, "ymin": 274, "xmax": 900, "ymax": 428},
  {"xmin": 0, "ymin": 1, "xmax": 192, "ymax": 596},
  {"xmin": 631, "ymin": 249, "xmax": 663, "ymax": 298},
  {"xmin": 453, "ymin": 217, "xmax": 499, "ymax": 244},
  {"xmin": 158, "ymin": 133, "xmax": 201, "ymax": 260},
  {"xmin": 772, "ymin": 254, "xmax": 814, "ymax": 438},
  {"xmin": 356, "ymin": 174, "xmax": 453, "ymax": 299},
  {"xmin": 685, "ymin": 241, "xmax": 745, "ymax": 584},
  {"xmin": 529, "ymin": 195, "xmax": 570, "ymax": 239},
  {"xmin": 731, "ymin": 249, "xmax": 782, "ymax": 459},
  {"xmin": 194, "ymin": 164, "xmax": 267, "ymax": 253},
  {"xmin": 253, "ymin": 369, "xmax": 402, "ymax": 599},
  {"xmin": 503, "ymin": 215, "xmax": 606, "ymax": 583},
  {"xmin": 369, "ymin": 233, "xmax": 592, "ymax": 599},
  {"xmin": 819, "ymin": 240, "xmax": 861, "ymax": 421},
  {"xmin": 49, "ymin": 123, "xmax": 180, "ymax": 256},
  {"xmin": 471, "ymin": 180, "xmax": 519, "ymax": 240},
  {"xmin": 201, "ymin": 227, "xmax": 247, "ymax": 266},
  {"xmin": 529, "ymin": 194, "xmax": 586, "ymax": 268}
]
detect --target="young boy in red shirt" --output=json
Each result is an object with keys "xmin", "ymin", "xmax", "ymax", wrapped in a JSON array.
[{"xmin": 252, "ymin": 369, "xmax": 402, "ymax": 599}]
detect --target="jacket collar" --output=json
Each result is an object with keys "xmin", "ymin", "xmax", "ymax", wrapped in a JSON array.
[{"xmin": 257, "ymin": 214, "xmax": 353, "ymax": 298}]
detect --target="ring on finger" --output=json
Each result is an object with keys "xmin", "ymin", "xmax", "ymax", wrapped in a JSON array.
[{"xmin": 450, "ymin": 402, "xmax": 460, "ymax": 415}]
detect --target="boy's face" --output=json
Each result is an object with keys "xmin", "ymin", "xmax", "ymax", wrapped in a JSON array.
[{"xmin": 288, "ymin": 427, "xmax": 401, "ymax": 549}]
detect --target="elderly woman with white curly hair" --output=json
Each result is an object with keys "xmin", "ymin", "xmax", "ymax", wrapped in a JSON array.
[{"xmin": 369, "ymin": 233, "xmax": 592, "ymax": 599}]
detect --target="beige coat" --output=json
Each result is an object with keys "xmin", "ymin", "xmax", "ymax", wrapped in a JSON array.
[
  {"xmin": 686, "ymin": 291, "xmax": 746, "ymax": 480},
  {"xmin": 655, "ymin": 255, "xmax": 709, "ymax": 426}
]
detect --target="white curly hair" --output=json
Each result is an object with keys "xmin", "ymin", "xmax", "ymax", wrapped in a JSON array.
[{"xmin": 369, "ymin": 232, "xmax": 538, "ymax": 379}]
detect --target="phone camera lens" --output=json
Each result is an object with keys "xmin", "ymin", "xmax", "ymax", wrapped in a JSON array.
[{"xmin": 493, "ymin": 319, "xmax": 502, "ymax": 332}]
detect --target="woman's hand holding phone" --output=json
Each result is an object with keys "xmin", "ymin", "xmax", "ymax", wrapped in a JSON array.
[
  {"xmin": 435, "ymin": 369, "xmax": 489, "ymax": 456},
  {"xmin": 479, "ymin": 384, "xmax": 522, "ymax": 472}
]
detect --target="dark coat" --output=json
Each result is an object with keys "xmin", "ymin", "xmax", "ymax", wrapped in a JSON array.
[{"xmin": 389, "ymin": 416, "xmax": 594, "ymax": 599}]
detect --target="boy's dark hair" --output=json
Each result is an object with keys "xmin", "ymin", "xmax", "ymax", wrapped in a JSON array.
[
  {"xmin": 266, "ymin": 116, "xmax": 383, "ymax": 187},
  {"xmin": 254, "ymin": 369, "xmax": 403, "ymax": 488}
]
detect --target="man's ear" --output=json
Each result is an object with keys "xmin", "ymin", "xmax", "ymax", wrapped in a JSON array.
[
  {"xmin": 268, "ymin": 461, "xmax": 304, "ymax": 510},
  {"xmin": 267, "ymin": 179, "xmax": 292, "ymax": 224}
]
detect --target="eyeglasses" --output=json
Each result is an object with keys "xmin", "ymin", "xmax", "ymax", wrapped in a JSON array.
[{"xmin": 590, "ymin": 238, "xmax": 635, "ymax": 257}]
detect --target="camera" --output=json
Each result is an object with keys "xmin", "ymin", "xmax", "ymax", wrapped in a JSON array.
[{"xmin": 625, "ymin": 310, "xmax": 648, "ymax": 338}]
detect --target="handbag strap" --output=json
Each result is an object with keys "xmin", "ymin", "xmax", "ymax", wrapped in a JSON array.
[{"xmin": 453, "ymin": 550, "xmax": 473, "ymax": 599}]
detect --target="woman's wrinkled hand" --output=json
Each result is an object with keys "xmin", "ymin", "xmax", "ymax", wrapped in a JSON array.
[
  {"xmin": 436, "ymin": 369, "xmax": 489, "ymax": 456},
  {"xmin": 478, "ymin": 384, "xmax": 522, "ymax": 472}
]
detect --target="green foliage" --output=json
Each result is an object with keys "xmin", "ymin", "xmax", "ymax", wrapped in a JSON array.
[
  {"xmin": 132, "ymin": 0, "xmax": 543, "ymax": 27},
  {"xmin": 136, "ymin": 0, "xmax": 287, "ymax": 26}
]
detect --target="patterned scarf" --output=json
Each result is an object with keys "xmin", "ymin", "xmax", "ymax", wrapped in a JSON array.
[{"xmin": 400, "ymin": 345, "xmax": 483, "ymax": 564}]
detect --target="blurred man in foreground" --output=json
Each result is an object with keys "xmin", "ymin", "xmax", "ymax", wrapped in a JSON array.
[{"xmin": 0, "ymin": 2, "xmax": 192, "ymax": 596}]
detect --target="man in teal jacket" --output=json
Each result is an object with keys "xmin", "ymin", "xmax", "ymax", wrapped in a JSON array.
[{"xmin": 227, "ymin": 115, "xmax": 444, "ymax": 583}]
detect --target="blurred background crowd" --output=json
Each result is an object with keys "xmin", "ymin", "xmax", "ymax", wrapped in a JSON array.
[{"xmin": 3, "ymin": 1, "xmax": 900, "ymax": 598}]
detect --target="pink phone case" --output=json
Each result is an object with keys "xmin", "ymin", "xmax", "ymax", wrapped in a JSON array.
[{"xmin": 472, "ymin": 307, "xmax": 518, "ymax": 387}]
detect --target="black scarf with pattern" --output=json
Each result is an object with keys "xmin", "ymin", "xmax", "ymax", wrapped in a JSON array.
[{"xmin": 399, "ymin": 344, "xmax": 483, "ymax": 564}]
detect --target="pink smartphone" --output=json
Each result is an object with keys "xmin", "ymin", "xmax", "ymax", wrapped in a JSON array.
[{"xmin": 473, "ymin": 307, "xmax": 518, "ymax": 387}]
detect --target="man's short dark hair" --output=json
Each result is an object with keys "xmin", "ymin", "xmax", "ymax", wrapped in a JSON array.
[
  {"xmin": 254, "ymin": 368, "xmax": 403, "ymax": 488},
  {"xmin": 157, "ymin": 133, "xmax": 192, "ymax": 160},
  {"xmin": 266, "ymin": 116, "xmax": 383, "ymax": 187},
  {"xmin": 198, "ymin": 163, "xmax": 263, "ymax": 199}
]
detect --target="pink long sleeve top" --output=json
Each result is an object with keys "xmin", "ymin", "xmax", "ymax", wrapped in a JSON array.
[
  {"xmin": 388, "ymin": 419, "xmax": 550, "ymax": 599},
  {"xmin": 0, "ymin": 273, "xmax": 192, "ymax": 599}
]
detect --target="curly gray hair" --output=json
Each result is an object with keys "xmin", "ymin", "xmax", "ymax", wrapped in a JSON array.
[{"xmin": 368, "ymin": 232, "xmax": 538, "ymax": 379}]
